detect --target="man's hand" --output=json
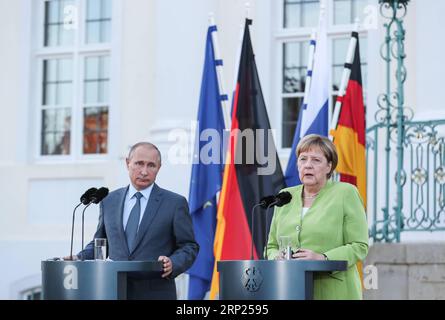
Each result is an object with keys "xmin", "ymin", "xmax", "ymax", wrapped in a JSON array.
[
  {"xmin": 158, "ymin": 256, "xmax": 173, "ymax": 278},
  {"xmin": 63, "ymin": 255, "xmax": 79, "ymax": 261}
]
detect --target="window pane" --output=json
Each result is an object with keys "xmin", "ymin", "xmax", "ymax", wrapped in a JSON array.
[
  {"xmin": 100, "ymin": 55, "xmax": 109, "ymax": 78},
  {"xmin": 58, "ymin": 82, "xmax": 72, "ymax": 105},
  {"xmin": 44, "ymin": 59, "xmax": 57, "ymax": 81},
  {"xmin": 98, "ymin": 82, "xmax": 109, "ymax": 102},
  {"xmin": 41, "ymin": 108, "xmax": 71, "ymax": 155},
  {"xmin": 283, "ymin": 41, "xmax": 309, "ymax": 93},
  {"xmin": 282, "ymin": 97, "xmax": 303, "ymax": 148},
  {"xmin": 284, "ymin": 0, "xmax": 319, "ymax": 28},
  {"xmin": 333, "ymin": 66, "xmax": 344, "ymax": 91},
  {"xmin": 86, "ymin": 21, "xmax": 101, "ymax": 43},
  {"xmin": 44, "ymin": 0, "xmax": 74, "ymax": 47},
  {"xmin": 85, "ymin": 82, "xmax": 99, "ymax": 103},
  {"xmin": 45, "ymin": 0, "xmax": 60, "ymax": 23},
  {"xmin": 58, "ymin": 59, "xmax": 73, "ymax": 81},
  {"xmin": 84, "ymin": 56, "xmax": 109, "ymax": 104},
  {"xmin": 333, "ymin": 38, "xmax": 349, "ymax": 65},
  {"xmin": 302, "ymin": 2, "xmax": 319, "ymax": 27},
  {"xmin": 45, "ymin": 25, "xmax": 59, "ymax": 47},
  {"xmin": 85, "ymin": 56, "xmax": 99, "ymax": 80},
  {"xmin": 86, "ymin": 0, "xmax": 112, "ymax": 44},
  {"xmin": 102, "ymin": 0, "xmax": 112, "ymax": 18},
  {"xmin": 83, "ymin": 107, "xmax": 108, "ymax": 154},
  {"xmin": 43, "ymin": 58, "xmax": 73, "ymax": 106},
  {"xmin": 334, "ymin": 0, "xmax": 351, "ymax": 25},
  {"xmin": 284, "ymin": 2, "xmax": 301, "ymax": 29},
  {"xmin": 332, "ymin": 37, "xmax": 367, "ymax": 91},
  {"xmin": 101, "ymin": 20, "xmax": 111, "ymax": 43},
  {"xmin": 87, "ymin": 0, "xmax": 101, "ymax": 19},
  {"xmin": 353, "ymin": 0, "xmax": 371, "ymax": 24},
  {"xmin": 334, "ymin": 0, "xmax": 371, "ymax": 25},
  {"xmin": 44, "ymin": 83, "xmax": 57, "ymax": 105},
  {"xmin": 60, "ymin": 25, "xmax": 74, "ymax": 46},
  {"xmin": 359, "ymin": 37, "xmax": 367, "ymax": 63}
]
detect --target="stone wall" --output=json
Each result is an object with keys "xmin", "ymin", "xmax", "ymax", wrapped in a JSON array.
[{"xmin": 364, "ymin": 243, "xmax": 445, "ymax": 300}]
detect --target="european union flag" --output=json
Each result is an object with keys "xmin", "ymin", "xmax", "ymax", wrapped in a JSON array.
[{"xmin": 187, "ymin": 25, "xmax": 226, "ymax": 300}]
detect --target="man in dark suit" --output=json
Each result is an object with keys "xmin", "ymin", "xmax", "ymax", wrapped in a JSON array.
[{"xmin": 78, "ymin": 142, "xmax": 199, "ymax": 299}]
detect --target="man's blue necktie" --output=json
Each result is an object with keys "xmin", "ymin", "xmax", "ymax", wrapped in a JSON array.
[{"xmin": 125, "ymin": 192, "xmax": 143, "ymax": 251}]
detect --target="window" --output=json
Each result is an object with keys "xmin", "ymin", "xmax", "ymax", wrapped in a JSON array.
[
  {"xmin": 22, "ymin": 287, "xmax": 42, "ymax": 300},
  {"xmin": 279, "ymin": 0, "xmax": 369, "ymax": 148},
  {"xmin": 86, "ymin": 0, "xmax": 112, "ymax": 43},
  {"xmin": 333, "ymin": 0, "xmax": 370, "ymax": 25},
  {"xmin": 332, "ymin": 36, "xmax": 367, "ymax": 93},
  {"xmin": 41, "ymin": 58, "xmax": 73, "ymax": 155},
  {"xmin": 36, "ymin": 0, "xmax": 112, "ymax": 157},
  {"xmin": 83, "ymin": 55, "xmax": 110, "ymax": 154},
  {"xmin": 282, "ymin": 41, "xmax": 309, "ymax": 148},
  {"xmin": 44, "ymin": 0, "xmax": 75, "ymax": 46},
  {"xmin": 284, "ymin": 0, "xmax": 320, "ymax": 28}
]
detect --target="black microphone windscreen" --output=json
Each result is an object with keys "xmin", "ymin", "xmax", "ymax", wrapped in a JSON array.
[
  {"xmin": 276, "ymin": 191, "xmax": 292, "ymax": 207},
  {"xmin": 80, "ymin": 187, "xmax": 98, "ymax": 205},
  {"xmin": 91, "ymin": 187, "xmax": 109, "ymax": 204},
  {"xmin": 259, "ymin": 195, "xmax": 276, "ymax": 209}
]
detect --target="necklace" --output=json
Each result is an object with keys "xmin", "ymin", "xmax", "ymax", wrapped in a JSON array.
[{"xmin": 302, "ymin": 192, "xmax": 318, "ymax": 199}]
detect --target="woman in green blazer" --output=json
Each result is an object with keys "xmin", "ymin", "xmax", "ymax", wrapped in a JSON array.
[{"xmin": 266, "ymin": 134, "xmax": 369, "ymax": 300}]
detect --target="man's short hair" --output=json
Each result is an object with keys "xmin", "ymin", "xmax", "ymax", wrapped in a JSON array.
[{"xmin": 127, "ymin": 142, "xmax": 162, "ymax": 165}]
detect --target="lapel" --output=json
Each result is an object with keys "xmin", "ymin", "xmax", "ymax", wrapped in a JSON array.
[
  {"xmin": 113, "ymin": 186, "xmax": 130, "ymax": 256},
  {"xmin": 295, "ymin": 180, "xmax": 333, "ymax": 223},
  {"xmin": 130, "ymin": 183, "xmax": 163, "ymax": 254},
  {"xmin": 287, "ymin": 185, "xmax": 303, "ymax": 227}
]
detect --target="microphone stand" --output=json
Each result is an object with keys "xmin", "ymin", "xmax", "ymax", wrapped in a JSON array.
[
  {"xmin": 250, "ymin": 203, "xmax": 263, "ymax": 260},
  {"xmin": 70, "ymin": 203, "xmax": 82, "ymax": 260},
  {"xmin": 264, "ymin": 201, "xmax": 277, "ymax": 260},
  {"xmin": 80, "ymin": 203, "xmax": 93, "ymax": 261}
]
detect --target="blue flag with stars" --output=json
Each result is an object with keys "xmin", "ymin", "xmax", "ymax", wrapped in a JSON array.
[{"xmin": 187, "ymin": 25, "xmax": 226, "ymax": 300}]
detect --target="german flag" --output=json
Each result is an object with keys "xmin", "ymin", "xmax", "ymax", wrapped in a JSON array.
[
  {"xmin": 209, "ymin": 19, "xmax": 285, "ymax": 299},
  {"xmin": 331, "ymin": 32, "xmax": 366, "ymax": 206}
]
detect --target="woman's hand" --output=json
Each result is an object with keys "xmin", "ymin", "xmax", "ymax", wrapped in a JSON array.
[
  {"xmin": 274, "ymin": 250, "xmax": 286, "ymax": 260},
  {"xmin": 292, "ymin": 248, "xmax": 325, "ymax": 260}
]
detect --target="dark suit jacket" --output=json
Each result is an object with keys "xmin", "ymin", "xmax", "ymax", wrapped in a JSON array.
[{"xmin": 80, "ymin": 183, "xmax": 199, "ymax": 299}]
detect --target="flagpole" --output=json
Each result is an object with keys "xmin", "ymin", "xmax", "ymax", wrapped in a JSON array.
[
  {"xmin": 329, "ymin": 21, "xmax": 360, "ymax": 139},
  {"xmin": 209, "ymin": 13, "xmax": 231, "ymax": 130},
  {"xmin": 231, "ymin": 2, "xmax": 250, "ymax": 107},
  {"xmin": 302, "ymin": 30, "xmax": 317, "ymax": 112},
  {"xmin": 210, "ymin": 5, "xmax": 250, "ymax": 300}
]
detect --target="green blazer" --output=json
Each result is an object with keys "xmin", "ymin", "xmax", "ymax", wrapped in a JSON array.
[{"xmin": 266, "ymin": 181, "xmax": 369, "ymax": 300}]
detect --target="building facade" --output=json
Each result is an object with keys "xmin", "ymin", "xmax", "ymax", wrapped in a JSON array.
[{"xmin": 0, "ymin": 0, "xmax": 443, "ymax": 299}]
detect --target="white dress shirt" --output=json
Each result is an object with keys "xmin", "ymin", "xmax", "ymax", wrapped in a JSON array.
[{"xmin": 122, "ymin": 184, "xmax": 154, "ymax": 230}]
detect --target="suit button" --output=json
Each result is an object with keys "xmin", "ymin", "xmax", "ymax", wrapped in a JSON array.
[{"xmin": 129, "ymin": 257, "xmax": 134, "ymax": 261}]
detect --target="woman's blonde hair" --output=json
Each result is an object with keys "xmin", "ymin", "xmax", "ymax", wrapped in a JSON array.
[{"xmin": 296, "ymin": 134, "xmax": 338, "ymax": 178}]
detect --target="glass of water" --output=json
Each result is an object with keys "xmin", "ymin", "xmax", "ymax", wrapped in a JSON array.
[
  {"xmin": 94, "ymin": 238, "xmax": 107, "ymax": 260},
  {"xmin": 279, "ymin": 236, "xmax": 292, "ymax": 260}
]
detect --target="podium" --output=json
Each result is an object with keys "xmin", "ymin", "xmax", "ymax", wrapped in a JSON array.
[
  {"xmin": 41, "ymin": 260, "xmax": 163, "ymax": 300},
  {"xmin": 218, "ymin": 260, "xmax": 347, "ymax": 300}
]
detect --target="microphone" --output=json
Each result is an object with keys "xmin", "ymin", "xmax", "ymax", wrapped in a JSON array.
[
  {"xmin": 261, "ymin": 192, "xmax": 293, "ymax": 260},
  {"xmin": 70, "ymin": 187, "xmax": 97, "ymax": 260},
  {"xmin": 91, "ymin": 187, "xmax": 109, "ymax": 204},
  {"xmin": 259, "ymin": 195, "xmax": 277, "ymax": 209},
  {"xmin": 81, "ymin": 187, "xmax": 109, "ymax": 260},
  {"xmin": 250, "ymin": 195, "xmax": 276, "ymax": 259},
  {"xmin": 250, "ymin": 192, "xmax": 294, "ymax": 260},
  {"xmin": 80, "ymin": 187, "xmax": 98, "ymax": 205},
  {"xmin": 275, "ymin": 191, "xmax": 292, "ymax": 207}
]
